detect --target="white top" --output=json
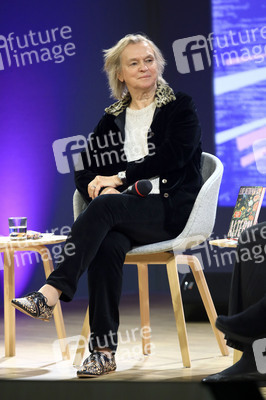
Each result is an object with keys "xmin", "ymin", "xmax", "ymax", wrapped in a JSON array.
[{"xmin": 124, "ymin": 102, "xmax": 159, "ymax": 194}]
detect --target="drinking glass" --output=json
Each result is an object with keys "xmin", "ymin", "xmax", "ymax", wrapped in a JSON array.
[{"xmin": 8, "ymin": 217, "xmax": 27, "ymax": 240}]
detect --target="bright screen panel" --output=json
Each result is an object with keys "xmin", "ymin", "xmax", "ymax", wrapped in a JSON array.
[{"xmin": 213, "ymin": 0, "xmax": 266, "ymax": 206}]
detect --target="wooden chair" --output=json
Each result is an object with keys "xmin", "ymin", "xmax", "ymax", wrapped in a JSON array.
[{"xmin": 72, "ymin": 152, "xmax": 229, "ymax": 367}]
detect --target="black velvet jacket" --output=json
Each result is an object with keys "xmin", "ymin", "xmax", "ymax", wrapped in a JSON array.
[{"xmin": 75, "ymin": 84, "xmax": 202, "ymax": 235}]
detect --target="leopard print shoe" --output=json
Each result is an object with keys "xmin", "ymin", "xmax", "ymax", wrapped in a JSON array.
[
  {"xmin": 77, "ymin": 351, "xmax": 116, "ymax": 378},
  {"xmin": 11, "ymin": 291, "xmax": 55, "ymax": 322}
]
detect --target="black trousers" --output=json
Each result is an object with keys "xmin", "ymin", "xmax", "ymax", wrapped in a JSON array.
[
  {"xmin": 226, "ymin": 222, "xmax": 266, "ymax": 351},
  {"xmin": 46, "ymin": 193, "xmax": 181, "ymax": 352}
]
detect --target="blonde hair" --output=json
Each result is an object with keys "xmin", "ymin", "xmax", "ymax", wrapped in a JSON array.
[{"xmin": 103, "ymin": 33, "xmax": 167, "ymax": 100}]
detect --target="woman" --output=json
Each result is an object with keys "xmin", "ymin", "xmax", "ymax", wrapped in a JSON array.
[
  {"xmin": 203, "ymin": 222, "xmax": 266, "ymax": 382},
  {"xmin": 11, "ymin": 33, "xmax": 202, "ymax": 378}
]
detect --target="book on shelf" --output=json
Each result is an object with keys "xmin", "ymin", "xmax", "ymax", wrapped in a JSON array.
[{"xmin": 227, "ymin": 186, "xmax": 265, "ymax": 240}]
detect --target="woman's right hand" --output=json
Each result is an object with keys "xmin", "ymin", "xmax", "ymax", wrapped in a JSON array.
[
  {"xmin": 99, "ymin": 187, "xmax": 121, "ymax": 196},
  {"xmin": 88, "ymin": 175, "xmax": 122, "ymax": 199}
]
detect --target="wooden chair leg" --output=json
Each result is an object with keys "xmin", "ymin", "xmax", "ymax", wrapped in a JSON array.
[
  {"xmin": 73, "ymin": 306, "xmax": 90, "ymax": 366},
  {"xmin": 233, "ymin": 349, "xmax": 242, "ymax": 364},
  {"xmin": 166, "ymin": 256, "xmax": 191, "ymax": 367},
  {"xmin": 137, "ymin": 263, "xmax": 151, "ymax": 355},
  {"xmin": 3, "ymin": 249, "xmax": 16, "ymax": 357},
  {"xmin": 177, "ymin": 254, "xmax": 229, "ymax": 356},
  {"xmin": 36, "ymin": 245, "xmax": 70, "ymax": 360}
]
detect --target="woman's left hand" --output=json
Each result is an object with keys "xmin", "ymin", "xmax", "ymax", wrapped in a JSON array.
[{"xmin": 88, "ymin": 175, "xmax": 122, "ymax": 199}]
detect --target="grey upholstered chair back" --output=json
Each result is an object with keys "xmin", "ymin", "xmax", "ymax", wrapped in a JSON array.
[
  {"xmin": 73, "ymin": 187, "xmax": 88, "ymax": 221},
  {"xmin": 73, "ymin": 152, "xmax": 223, "ymax": 254},
  {"xmin": 169, "ymin": 151, "xmax": 223, "ymax": 251}
]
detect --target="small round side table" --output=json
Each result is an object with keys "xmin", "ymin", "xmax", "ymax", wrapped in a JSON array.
[{"xmin": 0, "ymin": 234, "xmax": 70, "ymax": 359}]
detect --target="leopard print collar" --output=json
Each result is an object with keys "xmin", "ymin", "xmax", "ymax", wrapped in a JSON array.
[{"xmin": 105, "ymin": 82, "xmax": 176, "ymax": 116}]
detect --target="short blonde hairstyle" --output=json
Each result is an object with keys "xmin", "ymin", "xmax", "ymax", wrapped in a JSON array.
[{"xmin": 103, "ymin": 33, "xmax": 167, "ymax": 100}]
